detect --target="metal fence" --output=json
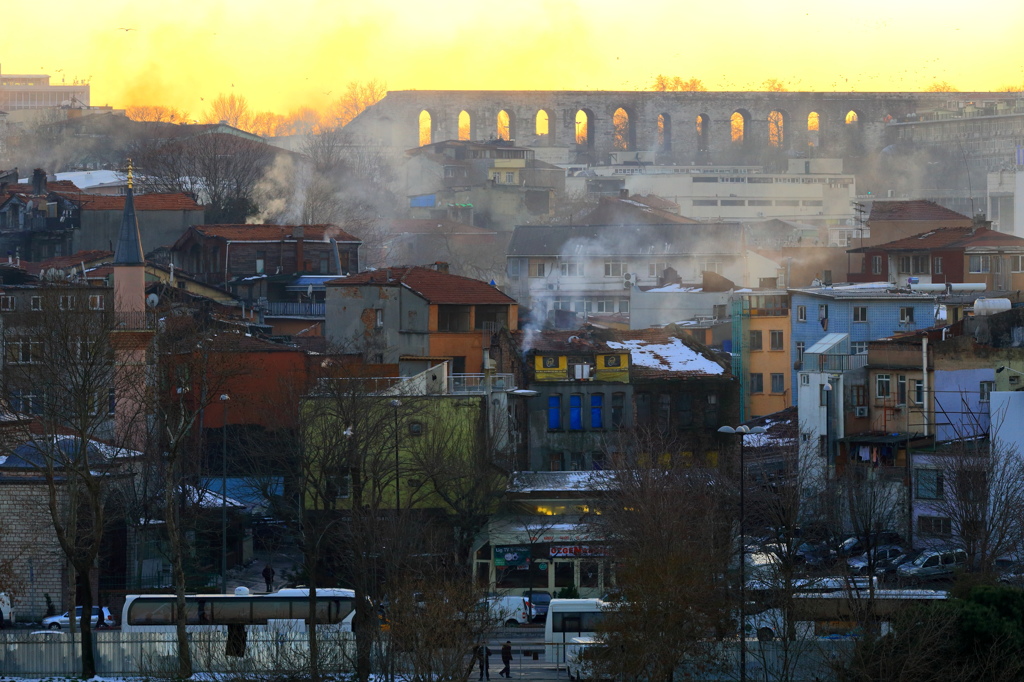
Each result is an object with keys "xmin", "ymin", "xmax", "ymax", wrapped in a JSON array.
[{"xmin": 0, "ymin": 630, "xmax": 356, "ymax": 677}]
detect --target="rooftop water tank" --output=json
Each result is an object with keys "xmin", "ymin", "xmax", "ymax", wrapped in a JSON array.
[{"xmin": 974, "ymin": 298, "xmax": 1012, "ymax": 316}]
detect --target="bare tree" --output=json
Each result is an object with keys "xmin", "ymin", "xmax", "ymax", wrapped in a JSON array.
[
  {"xmin": 126, "ymin": 105, "xmax": 191, "ymax": 124},
  {"xmin": 327, "ymin": 80, "xmax": 388, "ymax": 128},
  {"xmin": 0, "ymin": 285, "xmax": 147, "ymax": 677},
  {"xmin": 203, "ymin": 93, "xmax": 253, "ymax": 130}
]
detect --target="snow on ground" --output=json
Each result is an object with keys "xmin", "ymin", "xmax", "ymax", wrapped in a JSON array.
[{"xmin": 607, "ymin": 337, "xmax": 724, "ymax": 375}]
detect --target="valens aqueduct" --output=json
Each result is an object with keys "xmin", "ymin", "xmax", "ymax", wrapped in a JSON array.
[{"xmin": 344, "ymin": 90, "xmax": 1005, "ymax": 164}]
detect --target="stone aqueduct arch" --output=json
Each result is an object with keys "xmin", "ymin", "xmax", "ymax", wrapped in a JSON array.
[{"xmin": 347, "ymin": 90, "xmax": 974, "ymax": 163}]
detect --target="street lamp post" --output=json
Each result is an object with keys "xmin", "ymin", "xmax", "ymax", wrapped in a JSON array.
[
  {"xmin": 389, "ymin": 399, "xmax": 401, "ymax": 511},
  {"xmin": 220, "ymin": 394, "xmax": 230, "ymax": 594},
  {"xmin": 718, "ymin": 423, "xmax": 767, "ymax": 682}
]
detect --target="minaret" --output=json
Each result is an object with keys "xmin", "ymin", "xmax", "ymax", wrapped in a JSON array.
[
  {"xmin": 111, "ymin": 159, "xmax": 151, "ymax": 452},
  {"xmin": 113, "ymin": 159, "xmax": 145, "ymax": 315}
]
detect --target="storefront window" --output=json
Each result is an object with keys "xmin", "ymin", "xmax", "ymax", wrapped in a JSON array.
[
  {"xmin": 554, "ymin": 561, "xmax": 575, "ymax": 588},
  {"xmin": 496, "ymin": 562, "xmax": 548, "ymax": 589},
  {"xmin": 580, "ymin": 561, "xmax": 600, "ymax": 588}
]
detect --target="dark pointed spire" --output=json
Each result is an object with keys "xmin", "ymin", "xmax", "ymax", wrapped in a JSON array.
[{"xmin": 113, "ymin": 159, "xmax": 144, "ymax": 265}]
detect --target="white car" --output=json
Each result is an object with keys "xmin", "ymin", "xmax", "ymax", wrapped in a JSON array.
[{"xmin": 42, "ymin": 605, "xmax": 116, "ymax": 630}]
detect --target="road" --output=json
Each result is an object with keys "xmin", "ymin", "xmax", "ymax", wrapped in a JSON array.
[{"xmin": 481, "ymin": 634, "xmax": 565, "ymax": 682}]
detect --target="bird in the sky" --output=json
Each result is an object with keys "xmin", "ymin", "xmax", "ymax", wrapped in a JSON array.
[{"xmin": 117, "ymin": 27, "xmax": 136, "ymax": 31}]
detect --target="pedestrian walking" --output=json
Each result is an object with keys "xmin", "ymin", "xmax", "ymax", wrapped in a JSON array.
[
  {"xmin": 499, "ymin": 640, "xmax": 513, "ymax": 678},
  {"xmin": 477, "ymin": 643, "xmax": 491, "ymax": 680},
  {"xmin": 262, "ymin": 563, "xmax": 275, "ymax": 592}
]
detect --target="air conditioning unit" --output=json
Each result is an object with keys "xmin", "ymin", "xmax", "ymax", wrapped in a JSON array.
[{"xmin": 854, "ymin": 406, "xmax": 868, "ymax": 418}]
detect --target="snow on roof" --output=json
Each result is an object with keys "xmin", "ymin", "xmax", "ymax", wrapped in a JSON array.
[
  {"xmin": 607, "ymin": 337, "xmax": 725, "ymax": 375},
  {"xmin": 643, "ymin": 284, "xmax": 704, "ymax": 293}
]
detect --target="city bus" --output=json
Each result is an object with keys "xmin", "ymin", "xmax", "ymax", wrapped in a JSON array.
[{"xmin": 121, "ymin": 587, "xmax": 355, "ymax": 633}]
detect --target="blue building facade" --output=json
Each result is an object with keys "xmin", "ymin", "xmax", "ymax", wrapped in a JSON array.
[{"xmin": 789, "ymin": 287, "xmax": 936, "ymax": 405}]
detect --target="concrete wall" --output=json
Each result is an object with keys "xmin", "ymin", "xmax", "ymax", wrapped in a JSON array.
[
  {"xmin": 0, "ymin": 481, "xmax": 68, "ymax": 621},
  {"xmin": 74, "ymin": 209, "xmax": 203, "ymax": 254}
]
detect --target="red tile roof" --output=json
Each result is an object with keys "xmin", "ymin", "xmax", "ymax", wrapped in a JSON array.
[
  {"xmin": 868, "ymin": 200, "xmax": 972, "ymax": 223},
  {"xmin": 194, "ymin": 224, "xmax": 361, "ymax": 243},
  {"xmin": 53, "ymin": 192, "xmax": 202, "ymax": 211},
  {"xmin": 36, "ymin": 250, "xmax": 113, "ymax": 271},
  {"xmin": 333, "ymin": 266, "xmax": 516, "ymax": 305},
  {"xmin": 3, "ymin": 180, "xmax": 83, "ymax": 195},
  {"xmin": 851, "ymin": 227, "xmax": 1024, "ymax": 252}
]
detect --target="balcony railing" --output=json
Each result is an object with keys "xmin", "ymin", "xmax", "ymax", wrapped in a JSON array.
[
  {"xmin": 804, "ymin": 353, "xmax": 868, "ymax": 373},
  {"xmin": 449, "ymin": 373, "xmax": 514, "ymax": 394},
  {"xmin": 262, "ymin": 301, "xmax": 326, "ymax": 317}
]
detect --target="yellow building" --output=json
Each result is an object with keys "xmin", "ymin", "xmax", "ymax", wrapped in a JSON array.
[{"xmin": 731, "ymin": 291, "xmax": 792, "ymax": 419}]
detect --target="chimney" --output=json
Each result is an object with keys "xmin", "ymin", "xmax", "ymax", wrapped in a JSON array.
[
  {"xmin": 619, "ymin": 188, "xmax": 629, "ymax": 199},
  {"xmin": 434, "ymin": 261, "xmax": 450, "ymax": 274},
  {"xmin": 32, "ymin": 168, "xmax": 46, "ymax": 196},
  {"xmin": 294, "ymin": 226, "xmax": 305, "ymax": 272}
]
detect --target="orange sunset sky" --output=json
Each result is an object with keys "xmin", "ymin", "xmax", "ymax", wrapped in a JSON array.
[{"xmin": 4, "ymin": 0, "xmax": 1024, "ymax": 117}]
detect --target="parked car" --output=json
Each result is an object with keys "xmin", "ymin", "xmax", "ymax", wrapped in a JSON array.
[
  {"xmin": 42, "ymin": 606, "xmax": 115, "ymax": 630},
  {"xmin": 897, "ymin": 548, "xmax": 968, "ymax": 582},
  {"xmin": 795, "ymin": 541, "xmax": 835, "ymax": 569},
  {"xmin": 837, "ymin": 532, "xmax": 903, "ymax": 558},
  {"xmin": 875, "ymin": 549, "xmax": 921, "ymax": 579},
  {"xmin": 524, "ymin": 591, "xmax": 552, "ymax": 622},
  {"xmin": 0, "ymin": 592, "xmax": 12, "ymax": 627},
  {"xmin": 847, "ymin": 545, "xmax": 904, "ymax": 575}
]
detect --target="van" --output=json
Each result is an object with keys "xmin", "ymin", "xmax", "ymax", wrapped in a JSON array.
[
  {"xmin": 565, "ymin": 636, "xmax": 608, "ymax": 681},
  {"xmin": 897, "ymin": 548, "xmax": 967, "ymax": 582},
  {"xmin": 544, "ymin": 599, "xmax": 609, "ymax": 663},
  {"xmin": 480, "ymin": 595, "xmax": 530, "ymax": 627}
]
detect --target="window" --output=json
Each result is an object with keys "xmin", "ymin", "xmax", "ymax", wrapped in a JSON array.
[
  {"xmin": 749, "ymin": 373, "xmax": 764, "ymax": 393},
  {"xmin": 569, "ymin": 394, "xmax": 583, "ymax": 430},
  {"xmin": 851, "ymin": 341, "xmax": 868, "ymax": 355},
  {"xmin": 851, "ymin": 384, "xmax": 866, "ymax": 406},
  {"xmin": 437, "ymin": 305, "xmax": 471, "ymax": 332},
  {"xmin": 529, "ymin": 261, "xmax": 546, "ymax": 278},
  {"xmin": 700, "ymin": 261, "xmax": 723, "ymax": 275},
  {"xmin": 853, "ymin": 306, "xmax": 867, "ymax": 322},
  {"xmin": 770, "ymin": 373, "xmax": 785, "ymax": 394},
  {"xmin": 898, "ymin": 256, "xmax": 910, "ymax": 274},
  {"xmin": 769, "ymin": 330, "xmax": 784, "ymax": 351},
  {"xmin": 1010, "ymin": 255, "xmax": 1024, "ymax": 273},
  {"xmin": 749, "ymin": 330, "xmax": 763, "ymax": 351},
  {"xmin": 800, "ymin": 373, "xmax": 809, "ymax": 386},
  {"xmin": 611, "ymin": 392, "xmax": 625, "ymax": 428},
  {"xmin": 6, "ymin": 339, "xmax": 42, "ymax": 364},
  {"xmin": 604, "ymin": 261, "xmax": 625, "ymax": 277},
  {"xmin": 969, "ymin": 255, "xmax": 991, "ymax": 273},
  {"xmin": 918, "ymin": 515, "xmax": 952, "ymax": 536},
  {"xmin": 59, "ymin": 295, "xmax": 75, "ymax": 310},
  {"xmin": 876, "ymin": 374, "xmax": 891, "ymax": 398},
  {"xmin": 30, "ymin": 296, "xmax": 42, "ymax": 311},
  {"xmin": 797, "ymin": 305, "xmax": 806, "ymax": 322},
  {"xmin": 704, "ymin": 393, "xmax": 719, "ymax": 427},
  {"xmin": 900, "ymin": 307, "xmax": 914, "ymax": 323},
  {"xmin": 507, "ymin": 259, "xmax": 521, "ymax": 278},
  {"xmin": 255, "ymin": 250, "xmax": 266, "ymax": 274},
  {"xmin": 505, "ymin": 172, "xmax": 515, "ymax": 184},
  {"xmin": 374, "ymin": 309, "xmax": 384, "ymax": 329},
  {"xmin": 88, "ymin": 294, "xmax": 105, "ymax": 310},
  {"xmin": 0, "ymin": 296, "xmax": 14, "ymax": 311},
  {"xmin": 912, "ymin": 256, "xmax": 929, "ymax": 274},
  {"xmin": 674, "ymin": 393, "xmax": 693, "ymax": 428},
  {"xmin": 590, "ymin": 394, "xmax": 603, "ymax": 429},
  {"xmin": 619, "ymin": 299, "xmax": 629, "ymax": 314},
  {"xmin": 408, "ymin": 422, "xmax": 425, "ymax": 436},
  {"xmin": 916, "ymin": 469, "xmax": 944, "ymax": 500},
  {"xmin": 560, "ymin": 260, "xmax": 584, "ymax": 277},
  {"xmin": 915, "ymin": 380, "xmax": 924, "ymax": 404},
  {"xmin": 648, "ymin": 262, "xmax": 668, "ymax": 278},
  {"xmin": 9, "ymin": 390, "xmax": 43, "ymax": 415},
  {"xmin": 796, "ymin": 341, "xmax": 805, "ymax": 362},
  {"xmin": 871, "ymin": 255, "xmax": 882, "ymax": 275},
  {"xmin": 980, "ymin": 381, "xmax": 993, "ymax": 403},
  {"xmin": 547, "ymin": 395, "xmax": 562, "ymax": 430},
  {"xmin": 934, "ymin": 256, "xmax": 943, "ymax": 274},
  {"xmin": 820, "ymin": 384, "xmax": 829, "ymax": 406},
  {"xmin": 897, "ymin": 375, "xmax": 907, "ymax": 405}
]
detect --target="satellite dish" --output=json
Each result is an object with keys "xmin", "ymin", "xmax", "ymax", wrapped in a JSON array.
[{"xmin": 146, "ymin": 293, "xmax": 159, "ymax": 308}]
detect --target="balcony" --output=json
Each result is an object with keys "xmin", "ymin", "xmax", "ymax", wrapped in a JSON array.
[
  {"xmin": 262, "ymin": 301, "xmax": 326, "ymax": 317},
  {"xmin": 804, "ymin": 353, "xmax": 867, "ymax": 373},
  {"xmin": 449, "ymin": 373, "xmax": 514, "ymax": 394}
]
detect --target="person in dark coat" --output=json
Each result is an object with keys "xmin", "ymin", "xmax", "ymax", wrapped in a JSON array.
[
  {"xmin": 262, "ymin": 564, "xmax": 275, "ymax": 592},
  {"xmin": 499, "ymin": 640, "xmax": 513, "ymax": 677},
  {"xmin": 477, "ymin": 643, "xmax": 491, "ymax": 680}
]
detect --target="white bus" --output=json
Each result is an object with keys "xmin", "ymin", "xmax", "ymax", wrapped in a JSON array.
[
  {"xmin": 121, "ymin": 588, "xmax": 355, "ymax": 634},
  {"xmin": 544, "ymin": 599, "xmax": 609, "ymax": 664}
]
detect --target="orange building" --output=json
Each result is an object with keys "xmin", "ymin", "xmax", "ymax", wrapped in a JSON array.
[
  {"xmin": 325, "ymin": 265, "xmax": 518, "ymax": 375},
  {"xmin": 731, "ymin": 290, "xmax": 793, "ymax": 419}
]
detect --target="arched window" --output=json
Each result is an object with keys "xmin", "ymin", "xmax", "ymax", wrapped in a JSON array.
[
  {"xmin": 768, "ymin": 110, "xmax": 785, "ymax": 147},
  {"xmin": 497, "ymin": 110, "xmax": 511, "ymax": 141},
  {"xmin": 730, "ymin": 112, "xmax": 746, "ymax": 143},
  {"xmin": 458, "ymin": 111, "xmax": 471, "ymax": 141},
  {"xmin": 845, "ymin": 110, "xmax": 859, "ymax": 125},
  {"xmin": 535, "ymin": 110, "xmax": 549, "ymax": 137},
  {"xmin": 418, "ymin": 110, "xmax": 432, "ymax": 146},
  {"xmin": 612, "ymin": 107, "xmax": 632, "ymax": 150},
  {"xmin": 575, "ymin": 110, "xmax": 590, "ymax": 146},
  {"xmin": 657, "ymin": 114, "xmax": 672, "ymax": 152},
  {"xmin": 696, "ymin": 114, "xmax": 710, "ymax": 152}
]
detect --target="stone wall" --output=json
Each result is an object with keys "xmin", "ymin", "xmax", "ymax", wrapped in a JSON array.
[{"xmin": 0, "ymin": 480, "xmax": 68, "ymax": 622}]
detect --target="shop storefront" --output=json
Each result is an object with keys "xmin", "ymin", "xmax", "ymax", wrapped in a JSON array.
[{"xmin": 475, "ymin": 519, "xmax": 613, "ymax": 598}]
